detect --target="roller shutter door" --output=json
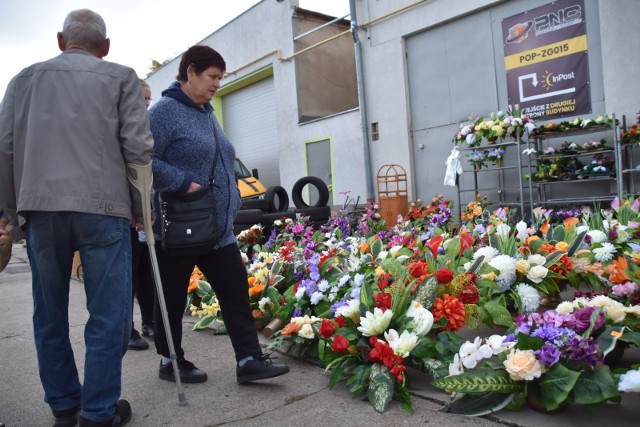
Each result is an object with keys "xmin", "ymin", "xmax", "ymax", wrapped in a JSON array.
[{"xmin": 222, "ymin": 77, "xmax": 280, "ymax": 189}]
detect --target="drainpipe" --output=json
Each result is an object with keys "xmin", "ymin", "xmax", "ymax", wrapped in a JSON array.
[{"xmin": 350, "ymin": 0, "xmax": 375, "ymax": 202}]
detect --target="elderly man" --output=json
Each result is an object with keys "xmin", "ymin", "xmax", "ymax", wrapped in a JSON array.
[{"xmin": 0, "ymin": 9, "xmax": 153, "ymax": 427}]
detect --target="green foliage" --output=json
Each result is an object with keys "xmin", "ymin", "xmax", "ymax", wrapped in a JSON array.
[
  {"xmin": 433, "ymin": 368, "xmax": 520, "ymax": 394},
  {"xmin": 441, "ymin": 392, "xmax": 515, "ymax": 416},
  {"xmin": 367, "ymin": 364, "xmax": 394, "ymax": 413},
  {"xmin": 527, "ymin": 363, "xmax": 579, "ymax": 411}
]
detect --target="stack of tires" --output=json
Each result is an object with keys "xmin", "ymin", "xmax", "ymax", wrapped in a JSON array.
[{"xmin": 233, "ymin": 176, "xmax": 331, "ymax": 236}]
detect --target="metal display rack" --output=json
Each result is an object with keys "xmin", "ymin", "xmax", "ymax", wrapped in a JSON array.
[{"xmin": 528, "ymin": 117, "xmax": 620, "ymax": 208}]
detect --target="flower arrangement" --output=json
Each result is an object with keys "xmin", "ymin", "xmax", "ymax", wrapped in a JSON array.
[
  {"xmin": 402, "ymin": 195, "xmax": 454, "ymax": 233},
  {"xmin": 503, "ymin": 104, "xmax": 536, "ymax": 140},
  {"xmin": 453, "ymin": 117, "xmax": 480, "ymax": 147},
  {"xmin": 461, "ymin": 194, "xmax": 489, "ymax": 222},
  {"xmin": 474, "ymin": 111, "xmax": 508, "ymax": 143},
  {"xmin": 486, "ymin": 147, "xmax": 506, "ymax": 165},
  {"xmin": 577, "ymin": 154, "xmax": 615, "ymax": 179},
  {"xmin": 621, "ymin": 112, "xmax": 640, "ymax": 145},
  {"xmin": 467, "ymin": 149, "xmax": 487, "ymax": 169},
  {"xmin": 433, "ymin": 307, "xmax": 621, "ymax": 416}
]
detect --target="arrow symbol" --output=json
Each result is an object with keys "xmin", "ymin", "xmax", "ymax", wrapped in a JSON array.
[{"xmin": 518, "ymin": 73, "xmax": 574, "ymax": 102}]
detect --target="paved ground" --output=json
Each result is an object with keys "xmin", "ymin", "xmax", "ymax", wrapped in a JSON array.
[{"xmin": 1, "ymin": 242, "xmax": 638, "ymax": 427}]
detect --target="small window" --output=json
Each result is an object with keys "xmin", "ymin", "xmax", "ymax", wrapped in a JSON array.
[{"xmin": 371, "ymin": 122, "xmax": 379, "ymax": 141}]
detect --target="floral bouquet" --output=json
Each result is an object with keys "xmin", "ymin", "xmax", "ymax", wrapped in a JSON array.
[
  {"xmin": 621, "ymin": 112, "xmax": 640, "ymax": 145},
  {"xmin": 433, "ymin": 307, "xmax": 621, "ymax": 416},
  {"xmin": 475, "ymin": 111, "xmax": 508, "ymax": 143},
  {"xmin": 274, "ymin": 240, "xmax": 460, "ymax": 413},
  {"xmin": 453, "ymin": 117, "xmax": 480, "ymax": 147},
  {"xmin": 402, "ymin": 195, "xmax": 454, "ymax": 233},
  {"xmin": 577, "ymin": 154, "xmax": 615, "ymax": 179},
  {"xmin": 187, "ymin": 267, "xmax": 223, "ymax": 330},
  {"xmin": 467, "ymin": 149, "xmax": 487, "ymax": 169},
  {"xmin": 486, "ymin": 147, "xmax": 506, "ymax": 166},
  {"xmin": 460, "ymin": 193, "xmax": 489, "ymax": 222},
  {"xmin": 503, "ymin": 104, "xmax": 536, "ymax": 140}
]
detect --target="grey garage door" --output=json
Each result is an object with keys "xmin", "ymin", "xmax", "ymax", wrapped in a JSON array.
[{"xmin": 222, "ymin": 77, "xmax": 280, "ymax": 189}]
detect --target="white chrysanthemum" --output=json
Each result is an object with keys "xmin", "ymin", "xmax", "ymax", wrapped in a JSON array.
[
  {"xmin": 555, "ymin": 301, "xmax": 575, "ymax": 315},
  {"xmin": 588, "ymin": 229, "xmax": 608, "ymax": 243},
  {"xmin": 515, "ymin": 283, "xmax": 540, "ymax": 312},
  {"xmin": 335, "ymin": 299, "xmax": 361, "ymax": 324},
  {"xmin": 488, "ymin": 255, "xmax": 517, "ymax": 292},
  {"xmin": 357, "ymin": 307, "xmax": 393, "ymax": 336},
  {"xmin": 406, "ymin": 300, "xmax": 434, "ymax": 336},
  {"xmin": 384, "ymin": 329, "xmax": 419, "ymax": 358},
  {"xmin": 298, "ymin": 323, "xmax": 315, "ymax": 339},
  {"xmin": 592, "ymin": 242, "xmax": 616, "ymax": 262},
  {"xmin": 474, "ymin": 246, "xmax": 499, "ymax": 263}
]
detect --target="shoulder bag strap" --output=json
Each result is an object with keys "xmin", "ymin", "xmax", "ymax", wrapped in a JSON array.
[{"xmin": 208, "ymin": 114, "xmax": 220, "ymax": 186}]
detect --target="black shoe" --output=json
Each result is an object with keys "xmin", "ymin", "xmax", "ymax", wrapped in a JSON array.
[
  {"xmin": 236, "ymin": 354, "xmax": 290, "ymax": 384},
  {"xmin": 158, "ymin": 358, "xmax": 207, "ymax": 383},
  {"xmin": 52, "ymin": 406, "xmax": 79, "ymax": 427},
  {"xmin": 78, "ymin": 399, "xmax": 131, "ymax": 427},
  {"xmin": 141, "ymin": 323, "xmax": 155, "ymax": 340},
  {"xmin": 127, "ymin": 332, "xmax": 149, "ymax": 351}
]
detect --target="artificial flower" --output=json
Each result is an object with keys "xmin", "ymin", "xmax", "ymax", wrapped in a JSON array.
[
  {"xmin": 503, "ymin": 349, "xmax": 546, "ymax": 381},
  {"xmin": 384, "ymin": 329, "xmax": 419, "ymax": 358},
  {"xmin": 357, "ymin": 307, "xmax": 393, "ymax": 336},
  {"xmin": 618, "ymin": 368, "xmax": 640, "ymax": 392}
]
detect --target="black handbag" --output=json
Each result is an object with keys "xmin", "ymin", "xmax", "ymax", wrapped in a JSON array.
[{"xmin": 159, "ymin": 115, "xmax": 220, "ymax": 256}]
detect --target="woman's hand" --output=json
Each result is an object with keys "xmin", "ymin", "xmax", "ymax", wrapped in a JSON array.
[{"xmin": 187, "ymin": 182, "xmax": 202, "ymax": 193}]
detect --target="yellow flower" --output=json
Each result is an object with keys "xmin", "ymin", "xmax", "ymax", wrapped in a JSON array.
[
  {"xmin": 481, "ymin": 272, "xmax": 496, "ymax": 281},
  {"xmin": 515, "ymin": 259, "xmax": 530, "ymax": 275},
  {"xmin": 555, "ymin": 241, "xmax": 569, "ymax": 252}
]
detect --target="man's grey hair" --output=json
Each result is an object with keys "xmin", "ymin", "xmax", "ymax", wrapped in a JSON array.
[{"xmin": 62, "ymin": 9, "xmax": 107, "ymax": 51}]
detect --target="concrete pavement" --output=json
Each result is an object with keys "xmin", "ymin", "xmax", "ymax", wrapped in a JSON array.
[{"xmin": 1, "ymin": 242, "xmax": 638, "ymax": 427}]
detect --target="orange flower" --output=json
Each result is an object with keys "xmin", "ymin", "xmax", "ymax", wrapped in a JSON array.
[
  {"xmin": 248, "ymin": 284, "xmax": 264, "ymax": 296},
  {"xmin": 563, "ymin": 217, "xmax": 579, "ymax": 232},
  {"xmin": 359, "ymin": 241, "xmax": 369, "ymax": 254},
  {"xmin": 187, "ymin": 279, "xmax": 199, "ymax": 294},
  {"xmin": 526, "ymin": 235, "xmax": 540, "ymax": 246},
  {"xmin": 247, "ymin": 276, "xmax": 256, "ymax": 286},
  {"xmin": 432, "ymin": 294, "xmax": 467, "ymax": 331},
  {"xmin": 540, "ymin": 220, "xmax": 550, "ymax": 234},
  {"xmin": 281, "ymin": 321, "xmax": 302, "ymax": 336},
  {"xmin": 252, "ymin": 309, "xmax": 264, "ymax": 319},
  {"xmin": 607, "ymin": 256, "xmax": 631, "ymax": 284}
]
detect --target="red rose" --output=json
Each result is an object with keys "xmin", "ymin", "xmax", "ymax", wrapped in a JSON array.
[
  {"xmin": 331, "ymin": 335, "xmax": 349, "ymax": 354},
  {"xmin": 334, "ymin": 316, "xmax": 347, "ymax": 328},
  {"xmin": 458, "ymin": 285, "xmax": 479, "ymax": 304},
  {"xmin": 435, "ymin": 268, "xmax": 454, "ymax": 285},
  {"xmin": 319, "ymin": 318, "xmax": 335, "ymax": 339},
  {"xmin": 374, "ymin": 292, "xmax": 393, "ymax": 311},
  {"xmin": 408, "ymin": 260, "xmax": 428, "ymax": 278}
]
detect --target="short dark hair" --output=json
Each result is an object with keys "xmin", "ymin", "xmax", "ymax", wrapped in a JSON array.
[{"xmin": 176, "ymin": 45, "xmax": 226, "ymax": 82}]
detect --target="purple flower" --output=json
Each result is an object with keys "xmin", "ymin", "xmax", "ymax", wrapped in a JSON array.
[
  {"xmin": 573, "ymin": 307, "xmax": 605, "ymax": 333},
  {"xmin": 292, "ymin": 308, "xmax": 303, "ymax": 318},
  {"xmin": 536, "ymin": 344, "xmax": 561, "ymax": 367},
  {"xmin": 531, "ymin": 324, "xmax": 575, "ymax": 346},
  {"xmin": 562, "ymin": 336, "xmax": 603, "ymax": 369}
]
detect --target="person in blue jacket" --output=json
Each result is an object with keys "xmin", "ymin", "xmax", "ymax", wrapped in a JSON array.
[{"xmin": 148, "ymin": 45, "xmax": 289, "ymax": 385}]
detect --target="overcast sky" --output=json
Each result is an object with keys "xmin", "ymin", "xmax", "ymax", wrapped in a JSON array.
[{"xmin": 0, "ymin": 0, "xmax": 349, "ymax": 99}]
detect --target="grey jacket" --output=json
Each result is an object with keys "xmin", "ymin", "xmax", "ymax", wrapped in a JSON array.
[{"xmin": 0, "ymin": 49, "xmax": 154, "ymax": 238}]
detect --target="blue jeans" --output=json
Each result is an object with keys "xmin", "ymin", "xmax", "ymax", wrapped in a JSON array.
[{"xmin": 26, "ymin": 212, "xmax": 131, "ymax": 422}]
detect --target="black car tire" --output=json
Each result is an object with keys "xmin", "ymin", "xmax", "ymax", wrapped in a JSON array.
[
  {"xmin": 264, "ymin": 186, "xmax": 289, "ymax": 212},
  {"xmin": 291, "ymin": 176, "xmax": 330, "ymax": 209}
]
